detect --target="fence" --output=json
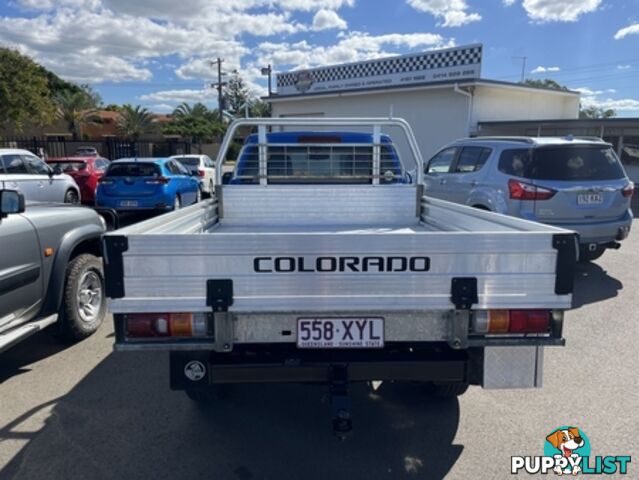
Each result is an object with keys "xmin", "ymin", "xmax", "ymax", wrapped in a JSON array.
[{"xmin": 0, "ymin": 137, "xmax": 193, "ymax": 160}]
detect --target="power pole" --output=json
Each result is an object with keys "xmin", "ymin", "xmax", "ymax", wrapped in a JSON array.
[
  {"xmin": 513, "ymin": 56, "xmax": 527, "ymax": 82},
  {"xmin": 210, "ymin": 58, "xmax": 226, "ymax": 122}
]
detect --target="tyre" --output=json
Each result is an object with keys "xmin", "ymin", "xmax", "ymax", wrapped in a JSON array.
[
  {"xmin": 195, "ymin": 188, "xmax": 202, "ymax": 203},
  {"xmin": 59, "ymin": 254, "xmax": 106, "ymax": 341},
  {"xmin": 431, "ymin": 382, "xmax": 469, "ymax": 398},
  {"xmin": 208, "ymin": 180, "xmax": 214, "ymax": 197},
  {"xmin": 64, "ymin": 189, "xmax": 79, "ymax": 204},
  {"xmin": 185, "ymin": 385, "xmax": 230, "ymax": 403},
  {"xmin": 578, "ymin": 245, "xmax": 605, "ymax": 263},
  {"xmin": 173, "ymin": 194, "xmax": 182, "ymax": 210}
]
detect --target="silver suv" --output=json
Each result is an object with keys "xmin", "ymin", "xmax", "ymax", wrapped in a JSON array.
[
  {"xmin": 423, "ymin": 136, "xmax": 633, "ymax": 261},
  {"xmin": 0, "ymin": 148, "xmax": 81, "ymax": 203}
]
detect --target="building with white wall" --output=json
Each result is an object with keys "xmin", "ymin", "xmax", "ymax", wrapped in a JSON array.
[{"xmin": 266, "ymin": 44, "xmax": 580, "ymax": 163}]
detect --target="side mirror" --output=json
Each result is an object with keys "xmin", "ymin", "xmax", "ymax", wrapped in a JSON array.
[
  {"xmin": 51, "ymin": 165, "xmax": 62, "ymax": 176},
  {"xmin": 222, "ymin": 172, "xmax": 233, "ymax": 185},
  {"xmin": 0, "ymin": 190, "xmax": 26, "ymax": 217}
]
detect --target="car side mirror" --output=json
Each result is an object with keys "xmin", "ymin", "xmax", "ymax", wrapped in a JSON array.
[
  {"xmin": 0, "ymin": 190, "xmax": 26, "ymax": 217},
  {"xmin": 222, "ymin": 172, "xmax": 233, "ymax": 185},
  {"xmin": 51, "ymin": 165, "xmax": 62, "ymax": 176}
]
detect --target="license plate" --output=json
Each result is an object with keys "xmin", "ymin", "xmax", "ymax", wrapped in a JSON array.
[
  {"xmin": 296, "ymin": 317, "xmax": 384, "ymax": 349},
  {"xmin": 577, "ymin": 193, "xmax": 603, "ymax": 205},
  {"xmin": 120, "ymin": 200, "xmax": 138, "ymax": 207}
]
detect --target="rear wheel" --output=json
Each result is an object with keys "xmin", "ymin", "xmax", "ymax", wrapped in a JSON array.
[
  {"xmin": 64, "ymin": 189, "xmax": 79, "ymax": 204},
  {"xmin": 185, "ymin": 385, "xmax": 230, "ymax": 403},
  {"xmin": 208, "ymin": 180, "xmax": 214, "ymax": 197},
  {"xmin": 195, "ymin": 188, "xmax": 202, "ymax": 203},
  {"xmin": 59, "ymin": 254, "xmax": 106, "ymax": 340},
  {"xmin": 173, "ymin": 195, "xmax": 182, "ymax": 210},
  {"xmin": 430, "ymin": 382, "xmax": 469, "ymax": 398},
  {"xmin": 579, "ymin": 245, "xmax": 605, "ymax": 263}
]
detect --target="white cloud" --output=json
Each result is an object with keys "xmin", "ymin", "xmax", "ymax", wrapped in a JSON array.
[
  {"xmin": 139, "ymin": 89, "xmax": 217, "ymax": 103},
  {"xmin": 521, "ymin": 0, "xmax": 601, "ymax": 22},
  {"xmin": 312, "ymin": 9, "xmax": 347, "ymax": 30},
  {"xmin": 406, "ymin": 0, "xmax": 481, "ymax": 27},
  {"xmin": 503, "ymin": 0, "xmax": 516, "ymax": 5},
  {"xmin": 147, "ymin": 104, "xmax": 176, "ymax": 113},
  {"xmin": 258, "ymin": 32, "xmax": 453, "ymax": 69},
  {"xmin": 576, "ymin": 86, "xmax": 639, "ymax": 113},
  {"xmin": 617, "ymin": 65, "xmax": 631, "ymax": 70},
  {"xmin": 530, "ymin": 65, "xmax": 560, "ymax": 74},
  {"xmin": 614, "ymin": 23, "xmax": 639, "ymax": 40}
]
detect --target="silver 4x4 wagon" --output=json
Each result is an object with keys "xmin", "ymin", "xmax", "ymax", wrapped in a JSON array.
[{"xmin": 424, "ymin": 136, "xmax": 633, "ymax": 261}]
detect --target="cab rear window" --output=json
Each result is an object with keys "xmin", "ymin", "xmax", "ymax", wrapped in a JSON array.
[
  {"xmin": 498, "ymin": 146, "xmax": 625, "ymax": 181},
  {"xmin": 236, "ymin": 144, "xmax": 401, "ymax": 183},
  {"xmin": 106, "ymin": 163, "xmax": 161, "ymax": 177}
]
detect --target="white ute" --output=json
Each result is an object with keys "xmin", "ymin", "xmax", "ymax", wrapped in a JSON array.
[{"xmin": 104, "ymin": 118, "xmax": 576, "ymax": 436}]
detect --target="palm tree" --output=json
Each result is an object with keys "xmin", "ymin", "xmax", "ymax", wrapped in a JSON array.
[
  {"xmin": 116, "ymin": 105, "xmax": 154, "ymax": 141},
  {"xmin": 172, "ymin": 102, "xmax": 208, "ymax": 120},
  {"xmin": 54, "ymin": 90, "xmax": 99, "ymax": 140}
]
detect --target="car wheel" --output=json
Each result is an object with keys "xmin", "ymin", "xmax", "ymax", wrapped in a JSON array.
[
  {"xmin": 429, "ymin": 382, "xmax": 469, "ymax": 398},
  {"xmin": 64, "ymin": 189, "xmax": 79, "ymax": 204},
  {"xmin": 195, "ymin": 188, "xmax": 202, "ymax": 203},
  {"xmin": 185, "ymin": 385, "xmax": 231, "ymax": 403},
  {"xmin": 59, "ymin": 254, "xmax": 105, "ymax": 341},
  {"xmin": 579, "ymin": 245, "xmax": 605, "ymax": 263},
  {"xmin": 173, "ymin": 195, "xmax": 182, "ymax": 210},
  {"xmin": 208, "ymin": 180, "xmax": 214, "ymax": 197}
]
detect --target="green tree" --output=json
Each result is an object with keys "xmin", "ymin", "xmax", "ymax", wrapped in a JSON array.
[
  {"xmin": 223, "ymin": 71, "xmax": 250, "ymax": 115},
  {"xmin": 162, "ymin": 102, "xmax": 225, "ymax": 143},
  {"xmin": 249, "ymin": 98, "xmax": 271, "ymax": 118},
  {"xmin": 54, "ymin": 88, "xmax": 100, "ymax": 140},
  {"xmin": 0, "ymin": 48, "xmax": 57, "ymax": 131},
  {"xmin": 116, "ymin": 104, "xmax": 154, "ymax": 141},
  {"xmin": 522, "ymin": 78, "xmax": 569, "ymax": 91},
  {"xmin": 579, "ymin": 105, "xmax": 616, "ymax": 119}
]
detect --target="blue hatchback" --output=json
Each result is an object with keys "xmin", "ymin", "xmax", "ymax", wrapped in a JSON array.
[{"xmin": 96, "ymin": 158, "xmax": 200, "ymax": 212}]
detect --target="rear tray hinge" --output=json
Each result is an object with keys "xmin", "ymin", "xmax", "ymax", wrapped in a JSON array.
[
  {"xmin": 207, "ymin": 279, "xmax": 234, "ymax": 352},
  {"xmin": 450, "ymin": 277, "xmax": 478, "ymax": 310}
]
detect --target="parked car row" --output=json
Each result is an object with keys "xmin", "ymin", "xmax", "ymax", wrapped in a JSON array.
[{"xmin": 1, "ymin": 148, "xmax": 212, "ymax": 212}]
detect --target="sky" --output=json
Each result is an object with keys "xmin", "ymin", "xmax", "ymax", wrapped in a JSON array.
[{"xmin": 1, "ymin": 0, "xmax": 639, "ymax": 116}]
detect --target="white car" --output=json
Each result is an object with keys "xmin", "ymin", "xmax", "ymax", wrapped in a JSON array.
[
  {"xmin": 0, "ymin": 148, "xmax": 81, "ymax": 203},
  {"xmin": 171, "ymin": 154, "xmax": 216, "ymax": 196}
]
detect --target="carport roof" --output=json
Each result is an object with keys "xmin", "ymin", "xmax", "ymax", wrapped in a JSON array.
[{"xmin": 264, "ymin": 78, "xmax": 580, "ymax": 102}]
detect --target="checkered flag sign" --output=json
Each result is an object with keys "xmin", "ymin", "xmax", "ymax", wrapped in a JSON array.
[{"xmin": 277, "ymin": 44, "xmax": 482, "ymax": 93}]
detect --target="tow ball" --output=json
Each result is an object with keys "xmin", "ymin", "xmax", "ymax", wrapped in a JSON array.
[{"xmin": 329, "ymin": 364, "xmax": 352, "ymax": 439}]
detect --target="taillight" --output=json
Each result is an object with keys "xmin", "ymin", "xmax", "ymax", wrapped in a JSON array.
[
  {"xmin": 622, "ymin": 183, "xmax": 634, "ymax": 198},
  {"xmin": 508, "ymin": 179, "xmax": 556, "ymax": 200},
  {"xmin": 98, "ymin": 178, "xmax": 114, "ymax": 185},
  {"xmin": 125, "ymin": 313, "xmax": 208, "ymax": 338},
  {"xmin": 144, "ymin": 177, "xmax": 170, "ymax": 185},
  {"xmin": 198, "ymin": 169, "xmax": 205, "ymax": 177},
  {"xmin": 473, "ymin": 309, "xmax": 551, "ymax": 334}
]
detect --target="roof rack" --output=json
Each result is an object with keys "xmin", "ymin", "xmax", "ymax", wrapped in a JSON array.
[{"xmin": 462, "ymin": 136, "xmax": 535, "ymax": 144}]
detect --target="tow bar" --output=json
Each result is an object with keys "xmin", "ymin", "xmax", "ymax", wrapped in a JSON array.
[{"xmin": 329, "ymin": 364, "xmax": 352, "ymax": 439}]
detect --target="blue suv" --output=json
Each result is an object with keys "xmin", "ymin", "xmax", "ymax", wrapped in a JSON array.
[
  {"xmin": 424, "ymin": 136, "xmax": 633, "ymax": 261},
  {"xmin": 96, "ymin": 158, "xmax": 200, "ymax": 212}
]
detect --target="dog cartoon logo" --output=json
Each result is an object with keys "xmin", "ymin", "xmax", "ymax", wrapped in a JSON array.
[
  {"xmin": 294, "ymin": 71, "xmax": 314, "ymax": 93},
  {"xmin": 545, "ymin": 427, "xmax": 588, "ymax": 475}
]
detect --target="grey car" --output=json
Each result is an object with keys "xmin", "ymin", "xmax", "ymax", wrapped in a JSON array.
[
  {"xmin": 0, "ymin": 189, "xmax": 107, "ymax": 353},
  {"xmin": 0, "ymin": 148, "xmax": 81, "ymax": 203},
  {"xmin": 424, "ymin": 136, "xmax": 633, "ymax": 261}
]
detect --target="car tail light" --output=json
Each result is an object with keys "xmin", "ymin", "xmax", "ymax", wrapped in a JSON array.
[
  {"xmin": 508, "ymin": 179, "xmax": 556, "ymax": 200},
  {"xmin": 473, "ymin": 309, "xmax": 551, "ymax": 334},
  {"xmin": 198, "ymin": 169, "xmax": 205, "ymax": 177},
  {"xmin": 125, "ymin": 313, "xmax": 208, "ymax": 338},
  {"xmin": 98, "ymin": 178, "xmax": 114, "ymax": 185},
  {"xmin": 144, "ymin": 177, "xmax": 170, "ymax": 185},
  {"xmin": 622, "ymin": 183, "xmax": 634, "ymax": 198}
]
